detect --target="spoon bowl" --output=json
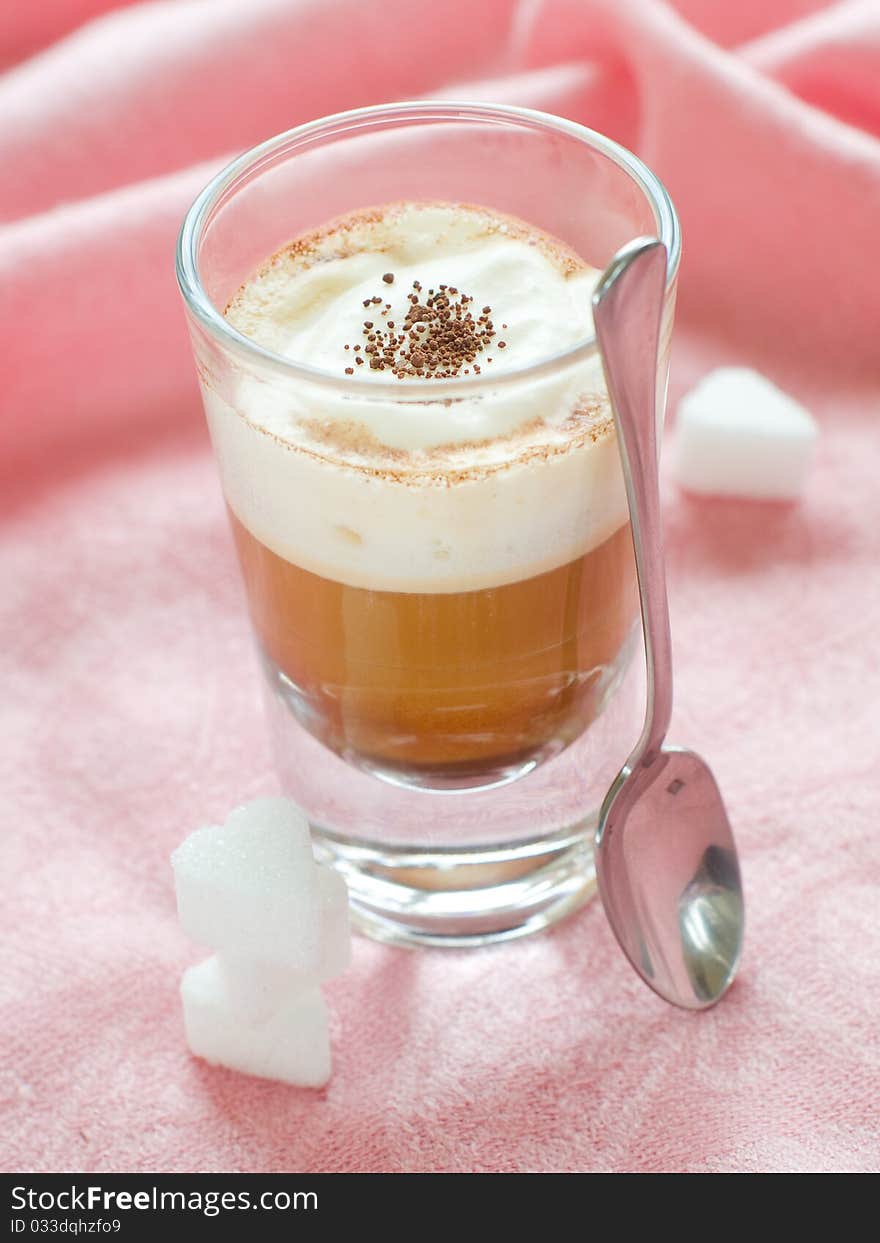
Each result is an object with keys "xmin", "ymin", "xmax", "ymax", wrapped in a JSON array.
[{"xmin": 597, "ymin": 747, "xmax": 743, "ymax": 1009}]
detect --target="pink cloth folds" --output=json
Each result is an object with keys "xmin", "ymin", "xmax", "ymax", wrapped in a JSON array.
[{"xmin": 1, "ymin": 0, "xmax": 879, "ymax": 1174}]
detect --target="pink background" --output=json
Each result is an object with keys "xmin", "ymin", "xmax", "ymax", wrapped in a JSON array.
[{"xmin": 1, "ymin": 0, "xmax": 878, "ymax": 1173}]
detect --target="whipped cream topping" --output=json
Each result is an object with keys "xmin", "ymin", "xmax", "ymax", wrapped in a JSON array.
[
  {"xmin": 226, "ymin": 202, "xmax": 597, "ymax": 384},
  {"xmin": 204, "ymin": 202, "xmax": 629, "ymax": 592}
]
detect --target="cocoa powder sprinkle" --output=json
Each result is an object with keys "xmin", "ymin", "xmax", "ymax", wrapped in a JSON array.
[{"xmin": 342, "ymin": 279, "xmax": 505, "ymax": 379}]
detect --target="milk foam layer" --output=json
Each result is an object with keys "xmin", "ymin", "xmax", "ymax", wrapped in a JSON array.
[{"xmin": 207, "ymin": 203, "xmax": 629, "ymax": 592}]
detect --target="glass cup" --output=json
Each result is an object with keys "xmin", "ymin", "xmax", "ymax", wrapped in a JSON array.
[{"xmin": 176, "ymin": 102, "xmax": 680, "ymax": 947}]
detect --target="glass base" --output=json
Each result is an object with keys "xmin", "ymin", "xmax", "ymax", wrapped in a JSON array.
[
  {"xmin": 260, "ymin": 644, "xmax": 642, "ymax": 948},
  {"xmin": 309, "ymin": 822, "xmax": 598, "ymax": 947}
]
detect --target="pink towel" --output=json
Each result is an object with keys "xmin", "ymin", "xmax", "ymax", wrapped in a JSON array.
[{"xmin": 1, "ymin": 0, "xmax": 878, "ymax": 1174}]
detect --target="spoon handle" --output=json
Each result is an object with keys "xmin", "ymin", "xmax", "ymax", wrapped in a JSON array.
[{"xmin": 593, "ymin": 238, "xmax": 671, "ymax": 767}]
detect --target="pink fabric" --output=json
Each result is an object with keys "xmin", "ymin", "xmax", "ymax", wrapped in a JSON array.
[{"xmin": 2, "ymin": 0, "xmax": 879, "ymax": 1174}]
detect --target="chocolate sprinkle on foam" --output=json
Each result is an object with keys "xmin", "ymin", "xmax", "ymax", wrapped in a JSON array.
[{"xmin": 342, "ymin": 280, "xmax": 499, "ymax": 379}]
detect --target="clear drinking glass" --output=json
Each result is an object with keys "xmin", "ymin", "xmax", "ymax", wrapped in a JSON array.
[{"xmin": 176, "ymin": 102, "xmax": 680, "ymax": 947}]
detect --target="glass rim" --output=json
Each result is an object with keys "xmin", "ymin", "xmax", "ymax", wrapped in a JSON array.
[{"xmin": 175, "ymin": 100, "xmax": 681, "ymax": 399}]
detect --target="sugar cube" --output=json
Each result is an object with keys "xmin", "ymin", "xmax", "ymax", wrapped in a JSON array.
[
  {"xmin": 171, "ymin": 798, "xmax": 321, "ymax": 969},
  {"xmin": 181, "ymin": 957, "xmax": 330, "ymax": 1087},
  {"xmin": 217, "ymin": 869, "xmax": 351, "ymax": 1020},
  {"xmin": 672, "ymin": 367, "xmax": 818, "ymax": 500},
  {"xmin": 215, "ymin": 957, "xmax": 308, "ymax": 1023}
]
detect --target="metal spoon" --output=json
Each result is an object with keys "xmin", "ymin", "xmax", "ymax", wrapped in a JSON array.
[{"xmin": 591, "ymin": 238, "xmax": 744, "ymax": 1010}]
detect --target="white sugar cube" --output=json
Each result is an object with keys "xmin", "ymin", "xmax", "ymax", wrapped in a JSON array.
[
  {"xmin": 181, "ymin": 957, "xmax": 330, "ymax": 1087},
  {"xmin": 215, "ymin": 958, "xmax": 308, "ymax": 1023},
  {"xmin": 217, "ymin": 870, "xmax": 351, "ymax": 1020},
  {"xmin": 171, "ymin": 798, "xmax": 321, "ymax": 969},
  {"xmin": 672, "ymin": 368, "xmax": 818, "ymax": 500}
]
